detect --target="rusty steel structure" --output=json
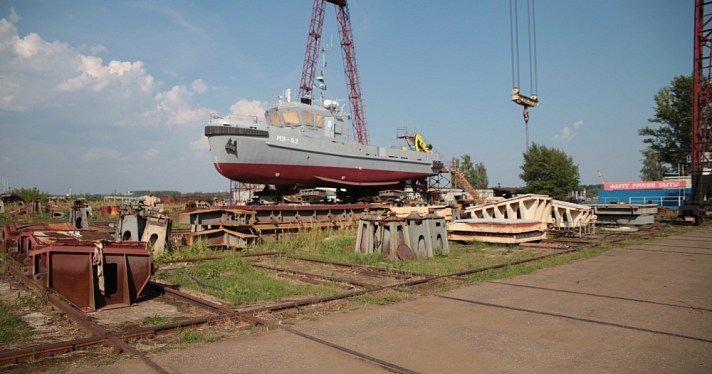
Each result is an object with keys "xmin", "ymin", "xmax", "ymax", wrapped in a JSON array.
[
  {"xmin": 681, "ymin": 0, "xmax": 712, "ymax": 222},
  {"xmin": 299, "ymin": 0, "xmax": 369, "ymax": 145},
  {"xmin": 2, "ymin": 222, "xmax": 75, "ymax": 259},
  {"xmin": 179, "ymin": 204, "xmax": 388, "ymax": 245},
  {"xmin": 3, "ymin": 265, "xmax": 169, "ymax": 373},
  {"xmin": 7, "ymin": 227, "xmax": 155, "ymax": 312},
  {"xmin": 115, "ymin": 204, "xmax": 173, "ymax": 256}
]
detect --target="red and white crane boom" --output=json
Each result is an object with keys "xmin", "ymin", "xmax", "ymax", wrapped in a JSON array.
[{"xmin": 299, "ymin": 0, "xmax": 370, "ymax": 145}]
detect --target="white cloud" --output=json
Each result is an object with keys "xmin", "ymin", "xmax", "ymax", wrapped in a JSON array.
[
  {"xmin": 83, "ymin": 147, "xmax": 126, "ymax": 162},
  {"xmin": 0, "ymin": 10, "xmax": 229, "ymax": 192},
  {"xmin": 89, "ymin": 44, "xmax": 108, "ymax": 56},
  {"xmin": 191, "ymin": 79, "xmax": 208, "ymax": 94},
  {"xmin": 190, "ymin": 135, "xmax": 210, "ymax": 151},
  {"xmin": 8, "ymin": 7, "xmax": 19, "ymax": 24},
  {"xmin": 553, "ymin": 126, "xmax": 576, "ymax": 141},
  {"xmin": 143, "ymin": 149, "xmax": 160, "ymax": 158},
  {"xmin": 14, "ymin": 32, "xmax": 42, "ymax": 58},
  {"xmin": 230, "ymin": 99, "xmax": 267, "ymax": 117},
  {"xmin": 553, "ymin": 120, "xmax": 583, "ymax": 141},
  {"xmin": 0, "ymin": 11, "xmax": 215, "ymax": 131}
]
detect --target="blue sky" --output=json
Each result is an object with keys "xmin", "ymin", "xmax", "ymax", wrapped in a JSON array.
[{"xmin": 0, "ymin": 1, "xmax": 692, "ymax": 195}]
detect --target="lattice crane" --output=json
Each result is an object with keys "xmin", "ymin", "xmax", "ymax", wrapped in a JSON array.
[
  {"xmin": 299, "ymin": 0, "xmax": 370, "ymax": 146},
  {"xmin": 680, "ymin": 0, "xmax": 712, "ymax": 222}
]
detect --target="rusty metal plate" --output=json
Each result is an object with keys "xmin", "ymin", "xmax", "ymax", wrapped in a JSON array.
[{"xmin": 397, "ymin": 244, "xmax": 413, "ymax": 261}]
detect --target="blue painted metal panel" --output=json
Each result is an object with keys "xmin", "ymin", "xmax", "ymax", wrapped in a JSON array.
[{"xmin": 597, "ymin": 188, "xmax": 690, "ymax": 209}]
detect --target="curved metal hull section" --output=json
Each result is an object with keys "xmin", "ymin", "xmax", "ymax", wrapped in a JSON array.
[{"xmin": 207, "ymin": 125, "xmax": 441, "ymax": 187}]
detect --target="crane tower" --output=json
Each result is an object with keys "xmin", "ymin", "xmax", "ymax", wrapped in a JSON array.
[
  {"xmin": 298, "ymin": 0, "xmax": 370, "ymax": 146},
  {"xmin": 680, "ymin": 0, "xmax": 712, "ymax": 222}
]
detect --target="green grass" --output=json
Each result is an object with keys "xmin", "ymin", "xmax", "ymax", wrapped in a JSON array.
[
  {"xmin": 99, "ymin": 353, "xmax": 132, "ymax": 366},
  {"xmin": 154, "ymin": 253, "xmax": 342, "ymax": 306},
  {"xmin": 15, "ymin": 292, "xmax": 48, "ymax": 306},
  {"xmin": 351, "ymin": 292, "xmax": 407, "ymax": 305},
  {"xmin": 158, "ymin": 239, "xmax": 225, "ymax": 262},
  {"xmin": 156, "ymin": 221, "xmax": 712, "ymax": 311},
  {"xmin": 141, "ymin": 315, "xmax": 171, "ymax": 327},
  {"xmin": 0, "ymin": 300, "xmax": 33, "ymax": 344},
  {"xmin": 174, "ymin": 330, "xmax": 223, "ymax": 344},
  {"xmin": 463, "ymin": 245, "xmax": 612, "ymax": 281}
]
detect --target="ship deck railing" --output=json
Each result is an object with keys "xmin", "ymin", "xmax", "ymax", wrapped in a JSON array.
[{"xmin": 211, "ymin": 113, "xmax": 266, "ymax": 126}]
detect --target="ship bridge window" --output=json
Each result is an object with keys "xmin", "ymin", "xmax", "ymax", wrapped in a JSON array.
[
  {"xmin": 283, "ymin": 111, "xmax": 300, "ymax": 126},
  {"xmin": 316, "ymin": 114, "xmax": 323, "ymax": 128},
  {"xmin": 303, "ymin": 112, "xmax": 314, "ymax": 126},
  {"xmin": 267, "ymin": 114, "xmax": 281, "ymax": 127}
]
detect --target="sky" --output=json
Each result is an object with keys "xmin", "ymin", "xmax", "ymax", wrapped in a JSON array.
[{"xmin": 0, "ymin": 1, "xmax": 693, "ymax": 195}]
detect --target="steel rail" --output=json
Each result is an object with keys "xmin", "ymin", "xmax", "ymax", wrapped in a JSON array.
[
  {"xmin": 278, "ymin": 273, "xmax": 355, "ymax": 290},
  {"xmin": 161, "ymin": 251, "xmax": 280, "ymax": 264},
  {"xmin": 285, "ymin": 255, "xmax": 446, "ymax": 279},
  {"xmin": 149, "ymin": 281, "xmax": 236, "ymax": 314},
  {"xmin": 486, "ymin": 281, "xmax": 712, "ymax": 312},
  {"xmin": 4, "ymin": 265, "xmax": 170, "ymax": 374},
  {"xmin": 435, "ymin": 294, "xmax": 712, "ymax": 344},
  {"xmin": 249, "ymin": 262, "xmax": 379, "ymax": 288},
  {"xmin": 627, "ymin": 243, "xmax": 712, "ymax": 250},
  {"xmin": 0, "ymin": 231, "xmax": 643, "ymax": 368},
  {"xmin": 154, "ymin": 281, "xmax": 420, "ymax": 374},
  {"xmin": 623, "ymin": 247, "xmax": 712, "ymax": 256}
]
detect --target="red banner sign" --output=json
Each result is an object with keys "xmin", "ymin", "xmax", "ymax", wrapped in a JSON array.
[{"xmin": 604, "ymin": 180, "xmax": 687, "ymax": 191}]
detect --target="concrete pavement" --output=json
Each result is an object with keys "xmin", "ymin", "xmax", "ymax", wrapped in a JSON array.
[{"xmin": 81, "ymin": 227, "xmax": 712, "ymax": 373}]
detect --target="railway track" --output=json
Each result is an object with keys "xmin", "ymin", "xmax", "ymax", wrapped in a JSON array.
[{"xmin": 0, "ymin": 219, "xmax": 699, "ymax": 372}]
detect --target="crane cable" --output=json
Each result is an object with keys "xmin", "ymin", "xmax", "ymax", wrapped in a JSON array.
[
  {"xmin": 509, "ymin": 0, "xmax": 538, "ymax": 145},
  {"xmin": 510, "ymin": 0, "xmax": 538, "ymax": 96}
]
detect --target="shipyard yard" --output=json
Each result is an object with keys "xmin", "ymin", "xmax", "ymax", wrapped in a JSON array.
[
  {"xmin": 1, "ymin": 201, "xmax": 711, "ymax": 373},
  {"xmin": 1, "ymin": 1, "xmax": 712, "ymax": 373}
]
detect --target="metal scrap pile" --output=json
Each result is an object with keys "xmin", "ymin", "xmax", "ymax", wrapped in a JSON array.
[
  {"xmin": 115, "ymin": 202, "xmax": 173, "ymax": 256},
  {"xmin": 448, "ymin": 194, "xmax": 597, "ymax": 243},
  {"xmin": 1, "ymin": 221, "xmax": 156, "ymax": 312},
  {"xmin": 355, "ymin": 210, "xmax": 449, "ymax": 261},
  {"xmin": 179, "ymin": 204, "xmax": 388, "ymax": 249}
]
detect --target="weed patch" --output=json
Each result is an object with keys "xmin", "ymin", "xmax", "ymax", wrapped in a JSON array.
[
  {"xmin": 15, "ymin": 292, "xmax": 48, "ymax": 306},
  {"xmin": 157, "ymin": 253, "xmax": 341, "ymax": 305},
  {"xmin": 175, "ymin": 330, "xmax": 223, "ymax": 344},
  {"xmin": 141, "ymin": 315, "xmax": 171, "ymax": 327},
  {"xmin": 0, "ymin": 300, "xmax": 33, "ymax": 343}
]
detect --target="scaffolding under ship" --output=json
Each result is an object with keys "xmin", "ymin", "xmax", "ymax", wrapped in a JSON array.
[{"xmin": 206, "ymin": 88, "xmax": 443, "ymax": 195}]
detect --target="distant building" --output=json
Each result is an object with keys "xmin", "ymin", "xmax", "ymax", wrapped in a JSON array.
[{"xmin": 597, "ymin": 180, "xmax": 690, "ymax": 209}]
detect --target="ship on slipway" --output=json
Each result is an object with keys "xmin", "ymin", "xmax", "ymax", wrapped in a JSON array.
[{"xmin": 205, "ymin": 53, "xmax": 442, "ymax": 197}]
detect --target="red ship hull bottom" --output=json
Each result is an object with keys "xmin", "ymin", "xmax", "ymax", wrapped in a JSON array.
[{"xmin": 214, "ymin": 162, "xmax": 434, "ymax": 187}]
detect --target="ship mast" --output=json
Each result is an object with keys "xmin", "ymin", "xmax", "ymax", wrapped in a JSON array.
[{"xmin": 316, "ymin": 43, "xmax": 333, "ymax": 106}]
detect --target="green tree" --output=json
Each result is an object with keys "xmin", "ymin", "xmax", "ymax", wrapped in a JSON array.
[
  {"xmin": 638, "ymin": 75, "xmax": 692, "ymax": 174},
  {"xmin": 450, "ymin": 157, "xmax": 460, "ymax": 189},
  {"xmin": 469, "ymin": 161, "xmax": 488, "ymax": 188},
  {"xmin": 640, "ymin": 147, "xmax": 666, "ymax": 181},
  {"xmin": 11, "ymin": 187, "xmax": 48, "ymax": 203},
  {"xmin": 519, "ymin": 143, "xmax": 580, "ymax": 200},
  {"xmin": 454, "ymin": 154, "xmax": 488, "ymax": 189},
  {"xmin": 579, "ymin": 184, "xmax": 604, "ymax": 198}
]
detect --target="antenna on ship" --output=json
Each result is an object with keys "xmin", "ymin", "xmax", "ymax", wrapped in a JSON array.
[{"xmin": 316, "ymin": 39, "xmax": 333, "ymax": 106}]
